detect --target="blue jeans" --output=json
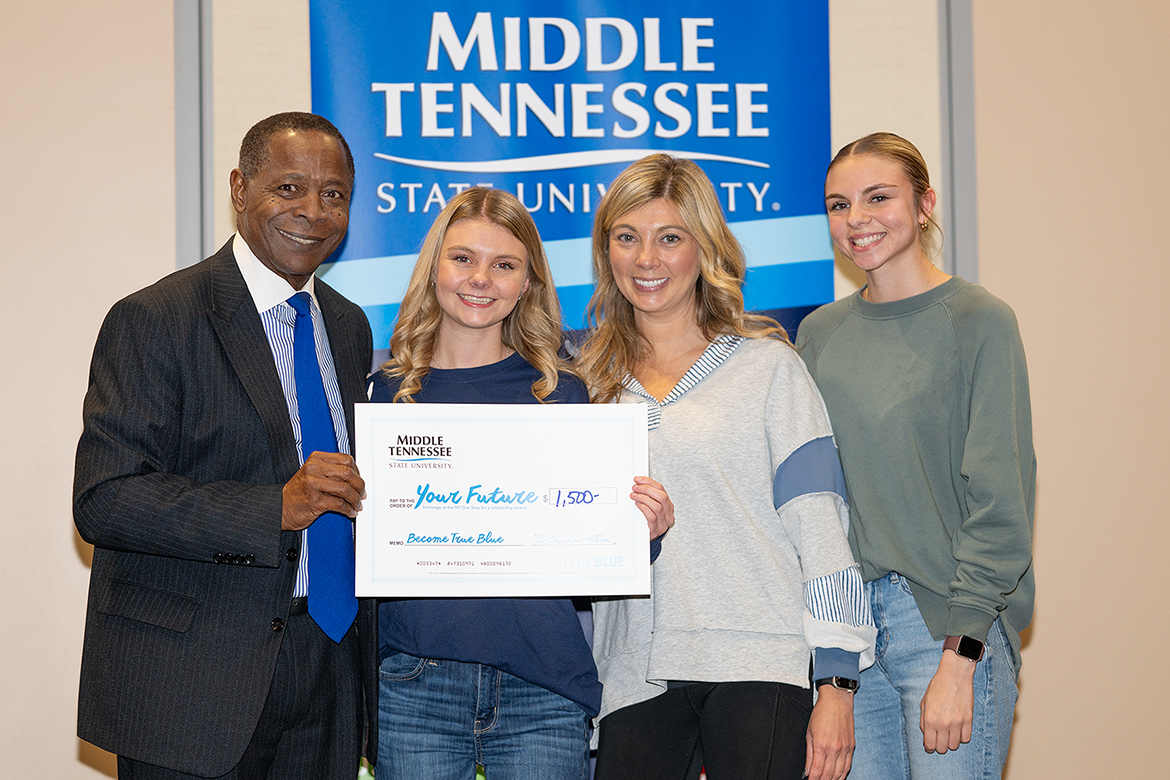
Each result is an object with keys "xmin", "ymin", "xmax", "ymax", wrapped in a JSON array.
[
  {"xmin": 377, "ymin": 652, "xmax": 590, "ymax": 780},
  {"xmin": 850, "ymin": 573, "xmax": 1018, "ymax": 780}
]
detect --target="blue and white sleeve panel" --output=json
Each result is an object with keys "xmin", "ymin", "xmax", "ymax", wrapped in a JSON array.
[
  {"xmin": 772, "ymin": 435, "xmax": 877, "ymax": 675},
  {"xmin": 772, "ymin": 435, "xmax": 850, "ymax": 537},
  {"xmin": 806, "ymin": 567, "xmax": 877, "ymax": 677}
]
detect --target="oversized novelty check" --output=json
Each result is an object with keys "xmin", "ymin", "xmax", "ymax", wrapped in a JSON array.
[{"xmin": 354, "ymin": 402, "xmax": 650, "ymax": 597}]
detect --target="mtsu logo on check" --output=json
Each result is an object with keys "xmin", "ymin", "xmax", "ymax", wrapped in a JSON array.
[{"xmin": 386, "ymin": 434, "xmax": 454, "ymax": 469}]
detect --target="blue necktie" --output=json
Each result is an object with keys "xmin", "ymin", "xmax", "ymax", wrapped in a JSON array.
[{"xmin": 288, "ymin": 292, "xmax": 357, "ymax": 643}]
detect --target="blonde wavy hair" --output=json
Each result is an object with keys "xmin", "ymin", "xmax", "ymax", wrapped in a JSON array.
[
  {"xmin": 577, "ymin": 154, "xmax": 787, "ymax": 403},
  {"xmin": 380, "ymin": 187, "xmax": 569, "ymax": 402}
]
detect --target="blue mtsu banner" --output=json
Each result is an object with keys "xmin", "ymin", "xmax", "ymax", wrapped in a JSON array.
[{"xmin": 309, "ymin": 1, "xmax": 832, "ymax": 346}]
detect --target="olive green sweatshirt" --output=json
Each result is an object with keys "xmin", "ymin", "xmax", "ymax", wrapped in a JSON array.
[{"xmin": 796, "ymin": 277, "xmax": 1035, "ymax": 671}]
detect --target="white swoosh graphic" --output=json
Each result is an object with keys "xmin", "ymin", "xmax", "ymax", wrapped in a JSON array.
[{"xmin": 373, "ymin": 148, "xmax": 770, "ymax": 173}]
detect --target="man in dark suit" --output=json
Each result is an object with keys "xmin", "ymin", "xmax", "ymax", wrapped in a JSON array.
[{"xmin": 74, "ymin": 112, "xmax": 377, "ymax": 779}]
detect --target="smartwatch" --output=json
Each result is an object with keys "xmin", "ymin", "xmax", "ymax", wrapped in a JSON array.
[
  {"xmin": 814, "ymin": 676, "xmax": 859, "ymax": 693},
  {"xmin": 943, "ymin": 635, "xmax": 985, "ymax": 662}
]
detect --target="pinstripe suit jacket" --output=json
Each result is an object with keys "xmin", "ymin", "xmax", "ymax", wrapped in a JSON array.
[{"xmin": 73, "ymin": 240, "xmax": 377, "ymax": 776}]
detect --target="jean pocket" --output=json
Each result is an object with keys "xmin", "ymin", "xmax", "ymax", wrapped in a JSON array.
[
  {"xmin": 379, "ymin": 651, "xmax": 428, "ymax": 682},
  {"xmin": 891, "ymin": 571, "xmax": 916, "ymax": 598},
  {"xmin": 994, "ymin": 620, "xmax": 1018, "ymax": 680}
]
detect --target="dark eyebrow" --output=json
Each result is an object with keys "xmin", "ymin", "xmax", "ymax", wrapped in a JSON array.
[
  {"xmin": 273, "ymin": 171, "xmax": 350, "ymax": 190},
  {"xmin": 862, "ymin": 183, "xmax": 899, "ymax": 194},
  {"xmin": 318, "ymin": 176, "xmax": 352, "ymax": 192},
  {"xmin": 824, "ymin": 183, "xmax": 900, "ymax": 202}
]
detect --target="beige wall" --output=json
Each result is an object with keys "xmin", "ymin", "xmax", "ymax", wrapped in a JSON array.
[
  {"xmin": 972, "ymin": 2, "xmax": 1170, "ymax": 776},
  {"xmin": 829, "ymin": 0, "xmax": 943, "ymax": 296},
  {"xmin": 0, "ymin": 2, "xmax": 175, "ymax": 777},
  {"xmin": 2, "ymin": 1, "xmax": 1166, "ymax": 777},
  {"xmin": 210, "ymin": 3, "xmax": 311, "ymax": 246}
]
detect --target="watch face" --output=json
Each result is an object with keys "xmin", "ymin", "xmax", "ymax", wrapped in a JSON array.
[
  {"xmin": 816, "ymin": 677, "xmax": 858, "ymax": 692},
  {"xmin": 956, "ymin": 636, "xmax": 985, "ymax": 660}
]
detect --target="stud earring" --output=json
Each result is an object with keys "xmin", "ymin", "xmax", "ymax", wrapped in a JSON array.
[{"xmin": 919, "ymin": 222, "xmax": 929, "ymax": 232}]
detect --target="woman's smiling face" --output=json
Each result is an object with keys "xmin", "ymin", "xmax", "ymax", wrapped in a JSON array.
[
  {"xmin": 608, "ymin": 198, "xmax": 701, "ymax": 324},
  {"xmin": 433, "ymin": 217, "xmax": 530, "ymax": 340},
  {"xmin": 824, "ymin": 153, "xmax": 934, "ymax": 276}
]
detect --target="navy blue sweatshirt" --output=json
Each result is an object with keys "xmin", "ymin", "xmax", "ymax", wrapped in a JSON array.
[{"xmin": 368, "ymin": 352, "xmax": 602, "ymax": 716}]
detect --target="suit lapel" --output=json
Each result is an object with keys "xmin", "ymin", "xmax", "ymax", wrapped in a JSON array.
[{"xmin": 207, "ymin": 241, "xmax": 301, "ymax": 480}]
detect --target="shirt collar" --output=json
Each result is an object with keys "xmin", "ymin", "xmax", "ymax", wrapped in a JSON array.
[
  {"xmin": 232, "ymin": 232, "xmax": 318, "ymax": 314},
  {"xmin": 623, "ymin": 334, "xmax": 744, "ymax": 407}
]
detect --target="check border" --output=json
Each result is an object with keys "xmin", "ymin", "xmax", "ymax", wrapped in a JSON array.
[{"xmin": 354, "ymin": 402, "xmax": 650, "ymax": 597}]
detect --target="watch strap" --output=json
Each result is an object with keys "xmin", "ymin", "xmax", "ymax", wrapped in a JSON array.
[
  {"xmin": 943, "ymin": 634, "xmax": 985, "ymax": 662},
  {"xmin": 814, "ymin": 676, "xmax": 859, "ymax": 693}
]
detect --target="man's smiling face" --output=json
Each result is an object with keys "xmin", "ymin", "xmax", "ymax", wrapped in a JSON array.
[{"xmin": 230, "ymin": 129, "xmax": 351, "ymax": 289}]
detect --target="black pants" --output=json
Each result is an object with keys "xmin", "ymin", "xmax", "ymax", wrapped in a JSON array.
[
  {"xmin": 118, "ymin": 614, "xmax": 362, "ymax": 780},
  {"xmin": 594, "ymin": 681, "xmax": 812, "ymax": 780}
]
